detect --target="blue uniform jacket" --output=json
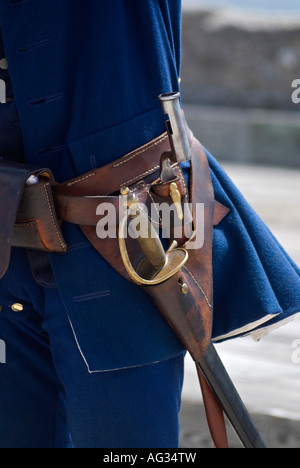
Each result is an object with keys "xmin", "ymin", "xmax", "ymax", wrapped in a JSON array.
[{"xmin": 1, "ymin": 0, "xmax": 299, "ymax": 372}]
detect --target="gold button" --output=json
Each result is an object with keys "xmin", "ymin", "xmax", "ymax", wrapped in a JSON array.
[
  {"xmin": 0, "ymin": 58, "xmax": 8, "ymax": 70},
  {"xmin": 181, "ymin": 283, "xmax": 189, "ymax": 295},
  {"xmin": 11, "ymin": 303, "xmax": 23, "ymax": 312}
]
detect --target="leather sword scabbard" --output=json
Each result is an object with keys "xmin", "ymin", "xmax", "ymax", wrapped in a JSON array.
[
  {"xmin": 78, "ymin": 134, "xmax": 227, "ymax": 361},
  {"xmin": 143, "ymin": 137, "xmax": 216, "ymax": 360}
]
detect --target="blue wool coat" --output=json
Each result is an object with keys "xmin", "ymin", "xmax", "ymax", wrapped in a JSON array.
[{"xmin": 0, "ymin": 0, "xmax": 299, "ymax": 372}]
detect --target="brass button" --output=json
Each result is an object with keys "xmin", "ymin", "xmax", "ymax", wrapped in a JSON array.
[
  {"xmin": 11, "ymin": 303, "xmax": 23, "ymax": 312},
  {"xmin": 0, "ymin": 58, "xmax": 8, "ymax": 70},
  {"xmin": 181, "ymin": 283, "xmax": 189, "ymax": 295}
]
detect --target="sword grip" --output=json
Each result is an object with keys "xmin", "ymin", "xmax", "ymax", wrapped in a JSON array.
[{"xmin": 129, "ymin": 207, "xmax": 166, "ymax": 270}]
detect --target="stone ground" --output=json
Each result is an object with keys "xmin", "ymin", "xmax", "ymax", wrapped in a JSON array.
[{"xmin": 179, "ymin": 162, "xmax": 300, "ymax": 448}]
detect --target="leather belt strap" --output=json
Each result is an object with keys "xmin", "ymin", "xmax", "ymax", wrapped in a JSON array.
[
  {"xmin": 52, "ymin": 131, "xmax": 174, "ymax": 225},
  {"xmin": 52, "ymin": 127, "xmax": 228, "ymax": 229},
  {"xmin": 55, "ymin": 132, "xmax": 171, "ymax": 197},
  {"xmin": 53, "ymin": 191, "xmax": 228, "ymax": 228}
]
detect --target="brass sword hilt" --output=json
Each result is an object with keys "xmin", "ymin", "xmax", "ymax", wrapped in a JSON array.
[{"xmin": 118, "ymin": 187, "xmax": 188, "ymax": 286}]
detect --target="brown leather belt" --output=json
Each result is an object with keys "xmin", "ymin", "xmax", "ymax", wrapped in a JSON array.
[
  {"xmin": 11, "ymin": 131, "xmax": 183, "ymax": 237},
  {"xmin": 57, "ymin": 132, "xmax": 170, "ymax": 197},
  {"xmin": 9, "ymin": 128, "xmax": 227, "ymax": 255},
  {"xmin": 0, "ymin": 127, "xmax": 231, "ymax": 449},
  {"xmin": 52, "ymin": 132, "xmax": 172, "ymax": 226},
  {"xmin": 0, "ymin": 131, "xmax": 171, "ymax": 274}
]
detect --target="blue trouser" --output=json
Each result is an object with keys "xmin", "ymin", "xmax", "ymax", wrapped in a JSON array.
[{"xmin": 0, "ymin": 248, "xmax": 184, "ymax": 448}]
